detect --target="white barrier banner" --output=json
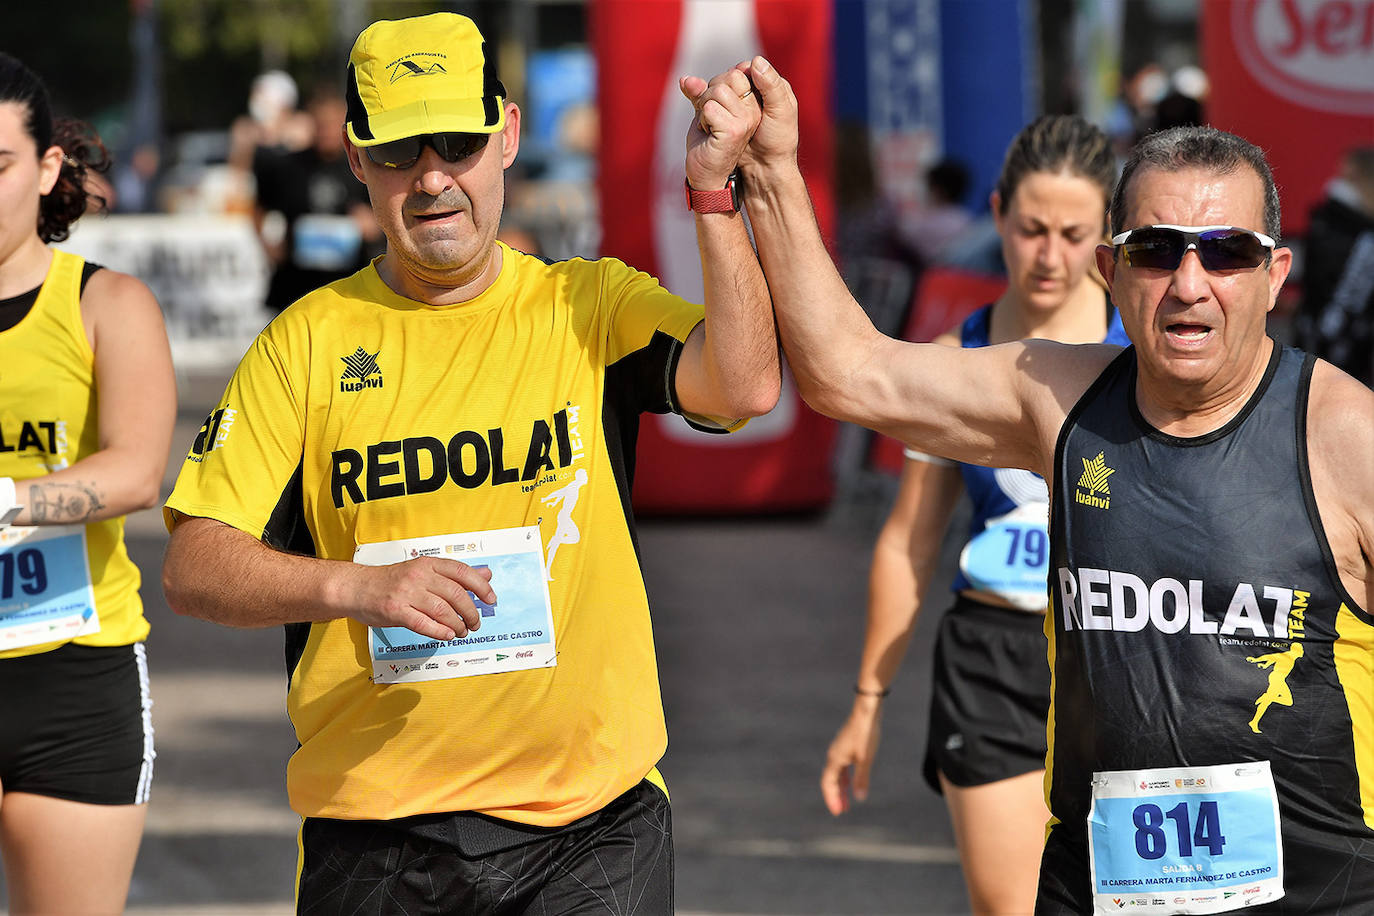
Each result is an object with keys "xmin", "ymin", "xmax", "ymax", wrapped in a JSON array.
[{"xmin": 63, "ymin": 214, "xmax": 270, "ymax": 363}]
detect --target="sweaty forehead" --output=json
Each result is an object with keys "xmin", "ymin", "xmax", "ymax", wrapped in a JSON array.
[{"xmin": 1122, "ymin": 165, "xmax": 1266, "ymax": 231}]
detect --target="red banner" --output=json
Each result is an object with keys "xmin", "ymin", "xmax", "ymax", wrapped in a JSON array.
[
  {"xmin": 593, "ymin": 0, "xmax": 837, "ymax": 513},
  {"xmin": 1203, "ymin": 0, "xmax": 1374, "ymax": 237}
]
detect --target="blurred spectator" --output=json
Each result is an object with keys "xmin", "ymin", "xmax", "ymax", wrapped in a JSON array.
[
  {"xmin": 210, "ymin": 70, "xmax": 311, "ymax": 218},
  {"xmin": 1146, "ymin": 67, "xmax": 1207, "ymax": 136},
  {"xmin": 832, "ymin": 122, "xmax": 921, "ymax": 335},
  {"xmin": 833, "ymin": 121, "xmax": 909, "ymax": 272},
  {"xmin": 1171, "ymin": 65, "xmax": 1210, "ymax": 105},
  {"xmin": 156, "ymin": 130, "xmax": 257, "ymax": 215},
  {"xmin": 252, "ymin": 85, "xmax": 380, "ymax": 312},
  {"xmin": 1104, "ymin": 63, "xmax": 1169, "ymax": 157},
  {"xmin": 1151, "ymin": 90, "xmax": 1203, "ymax": 132},
  {"xmin": 229, "ymin": 70, "xmax": 308, "ymax": 171},
  {"xmin": 899, "ymin": 157, "xmax": 974, "ymax": 264},
  {"xmin": 1109, "ymin": 64, "xmax": 1208, "ymax": 153},
  {"xmin": 939, "ymin": 215, "xmax": 1006, "ymax": 276},
  {"xmin": 1294, "ymin": 146, "xmax": 1374, "ymax": 386},
  {"xmin": 543, "ymin": 99, "xmax": 597, "ymax": 183},
  {"xmin": 111, "ymin": 142, "xmax": 161, "ymax": 213},
  {"xmin": 936, "ymin": 181, "xmax": 1006, "ymax": 279}
]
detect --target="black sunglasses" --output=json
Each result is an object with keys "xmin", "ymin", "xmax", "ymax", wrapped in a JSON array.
[
  {"xmin": 1111, "ymin": 224, "xmax": 1276, "ymax": 272},
  {"xmin": 364, "ymin": 132, "xmax": 490, "ymax": 170}
]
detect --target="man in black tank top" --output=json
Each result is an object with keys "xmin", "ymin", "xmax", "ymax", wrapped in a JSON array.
[{"xmin": 714, "ymin": 62, "xmax": 1374, "ymax": 916}]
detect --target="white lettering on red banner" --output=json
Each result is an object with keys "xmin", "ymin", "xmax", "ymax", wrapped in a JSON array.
[{"xmin": 1232, "ymin": 0, "xmax": 1374, "ymax": 115}]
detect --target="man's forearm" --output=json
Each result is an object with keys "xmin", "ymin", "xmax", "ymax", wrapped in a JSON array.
[
  {"xmin": 741, "ymin": 162, "xmax": 888, "ymax": 421},
  {"xmin": 693, "ymin": 208, "xmax": 780, "ymax": 418},
  {"xmin": 162, "ymin": 515, "xmax": 356, "ymax": 629}
]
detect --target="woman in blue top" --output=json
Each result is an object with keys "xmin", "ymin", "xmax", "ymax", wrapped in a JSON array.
[{"xmin": 821, "ymin": 115, "xmax": 1128, "ymax": 915}]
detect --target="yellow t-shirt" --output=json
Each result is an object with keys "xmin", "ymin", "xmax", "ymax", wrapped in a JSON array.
[
  {"xmin": 0, "ymin": 249, "xmax": 147, "ymax": 658},
  {"xmin": 167, "ymin": 244, "xmax": 717, "ymax": 825}
]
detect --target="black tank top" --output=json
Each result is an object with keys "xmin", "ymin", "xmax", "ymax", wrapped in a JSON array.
[{"xmin": 1042, "ymin": 343, "xmax": 1374, "ymax": 912}]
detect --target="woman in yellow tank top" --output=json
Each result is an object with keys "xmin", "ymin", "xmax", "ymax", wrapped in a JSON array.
[{"xmin": 0, "ymin": 53, "xmax": 175, "ymax": 913}]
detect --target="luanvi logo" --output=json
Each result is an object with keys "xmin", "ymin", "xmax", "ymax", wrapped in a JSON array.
[
  {"xmin": 1075, "ymin": 451, "xmax": 1115, "ymax": 510},
  {"xmin": 390, "ymin": 59, "xmax": 446, "ymax": 82},
  {"xmin": 340, "ymin": 347, "xmax": 383, "ymax": 392}
]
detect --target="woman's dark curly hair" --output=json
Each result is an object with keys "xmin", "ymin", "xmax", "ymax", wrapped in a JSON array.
[{"xmin": 0, "ymin": 52, "xmax": 110, "ymax": 243}]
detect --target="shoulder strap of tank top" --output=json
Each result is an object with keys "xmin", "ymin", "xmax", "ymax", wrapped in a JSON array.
[{"xmin": 960, "ymin": 303, "xmax": 994, "ymax": 348}]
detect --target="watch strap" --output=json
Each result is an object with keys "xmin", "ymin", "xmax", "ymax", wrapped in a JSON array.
[{"xmin": 685, "ymin": 171, "xmax": 741, "ymax": 213}]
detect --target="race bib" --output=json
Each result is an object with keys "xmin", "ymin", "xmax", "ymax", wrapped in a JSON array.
[
  {"xmin": 958, "ymin": 503, "xmax": 1050, "ymax": 610},
  {"xmin": 0, "ymin": 524, "xmax": 99, "ymax": 650},
  {"xmin": 1088, "ymin": 762, "xmax": 1284, "ymax": 914},
  {"xmin": 353, "ymin": 526, "xmax": 557, "ymax": 684}
]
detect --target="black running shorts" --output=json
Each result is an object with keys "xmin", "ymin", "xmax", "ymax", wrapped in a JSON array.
[
  {"xmin": 923, "ymin": 596, "xmax": 1050, "ymax": 791},
  {"xmin": 297, "ymin": 778, "xmax": 673, "ymax": 914},
  {"xmin": 0, "ymin": 642, "xmax": 155, "ymax": 805}
]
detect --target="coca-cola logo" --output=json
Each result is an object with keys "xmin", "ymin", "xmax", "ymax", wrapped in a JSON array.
[{"xmin": 1232, "ymin": 0, "xmax": 1374, "ymax": 115}]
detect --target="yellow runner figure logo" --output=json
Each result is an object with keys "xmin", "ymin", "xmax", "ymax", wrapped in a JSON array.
[
  {"xmin": 1246, "ymin": 643, "xmax": 1304, "ymax": 733},
  {"xmin": 1074, "ymin": 451, "xmax": 1115, "ymax": 510}
]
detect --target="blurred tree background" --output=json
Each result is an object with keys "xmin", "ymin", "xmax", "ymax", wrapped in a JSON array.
[
  {"xmin": 2, "ymin": 1, "xmax": 524, "ymax": 144},
  {"xmin": 4, "ymin": 2, "xmax": 135, "ymax": 134}
]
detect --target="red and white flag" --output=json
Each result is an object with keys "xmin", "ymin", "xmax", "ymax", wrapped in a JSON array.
[{"xmin": 593, "ymin": 0, "xmax": 838, "ymax": 513}]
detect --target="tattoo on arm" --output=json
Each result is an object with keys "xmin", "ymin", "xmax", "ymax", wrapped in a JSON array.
[{"xmin": 27, "ymin": 481, "xmax": 107, "ymax": 523}]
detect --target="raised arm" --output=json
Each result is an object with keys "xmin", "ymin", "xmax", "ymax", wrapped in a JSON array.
[
  {"xmin": 10, "ymin": 269, "xmax": 175, "ymax": 526},
  {"xmin": 735, "ymin": 58, "xmax": 1106, "ymax": 473},
  {"xmin": 671, "ymin": 66, "xmax": 780, "ymax": 422},
  {"xmin": 163, "ymin": 514, "xmax": 496, "ymax": 641}
]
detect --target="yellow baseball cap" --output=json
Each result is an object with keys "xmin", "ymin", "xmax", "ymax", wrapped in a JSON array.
[{"xmin": 345, "ymin": 12, "xmax": 507, "ymax": 147}]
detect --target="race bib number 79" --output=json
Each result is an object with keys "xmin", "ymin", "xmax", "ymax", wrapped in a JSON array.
[{"xmin": 0, "ymin": 525, "xmax": 98, "ymax": 650}]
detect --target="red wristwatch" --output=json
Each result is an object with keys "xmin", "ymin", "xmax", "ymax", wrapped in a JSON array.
[{"xmin": 685, "ymin": 170, "xmax": 742, "ymax": 213}]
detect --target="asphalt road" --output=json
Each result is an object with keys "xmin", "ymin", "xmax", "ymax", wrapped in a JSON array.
[{"xmin": 4, "ymin": 367, "xmax": 975, "ymax": 915}]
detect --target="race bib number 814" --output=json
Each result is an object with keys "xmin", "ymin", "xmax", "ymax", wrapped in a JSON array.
[{"xmin": 1087, "ymin": 762, "xmax": 1283, "ymax": 915}]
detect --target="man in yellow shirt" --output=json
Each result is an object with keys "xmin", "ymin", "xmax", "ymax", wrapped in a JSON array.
[{"xmin": 162, "ymin": 13, "xmax": 777, "ymax": 911}]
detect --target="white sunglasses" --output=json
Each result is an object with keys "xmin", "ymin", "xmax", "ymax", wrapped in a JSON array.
[{"xmin": 1110, "ymin": 224, "xmax": 1276, "ymax": 271}]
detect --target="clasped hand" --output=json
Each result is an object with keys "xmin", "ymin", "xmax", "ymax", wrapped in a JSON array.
[{"xmin": 679, "ymin": 56, "xmax": 799, "ymax": 190}]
